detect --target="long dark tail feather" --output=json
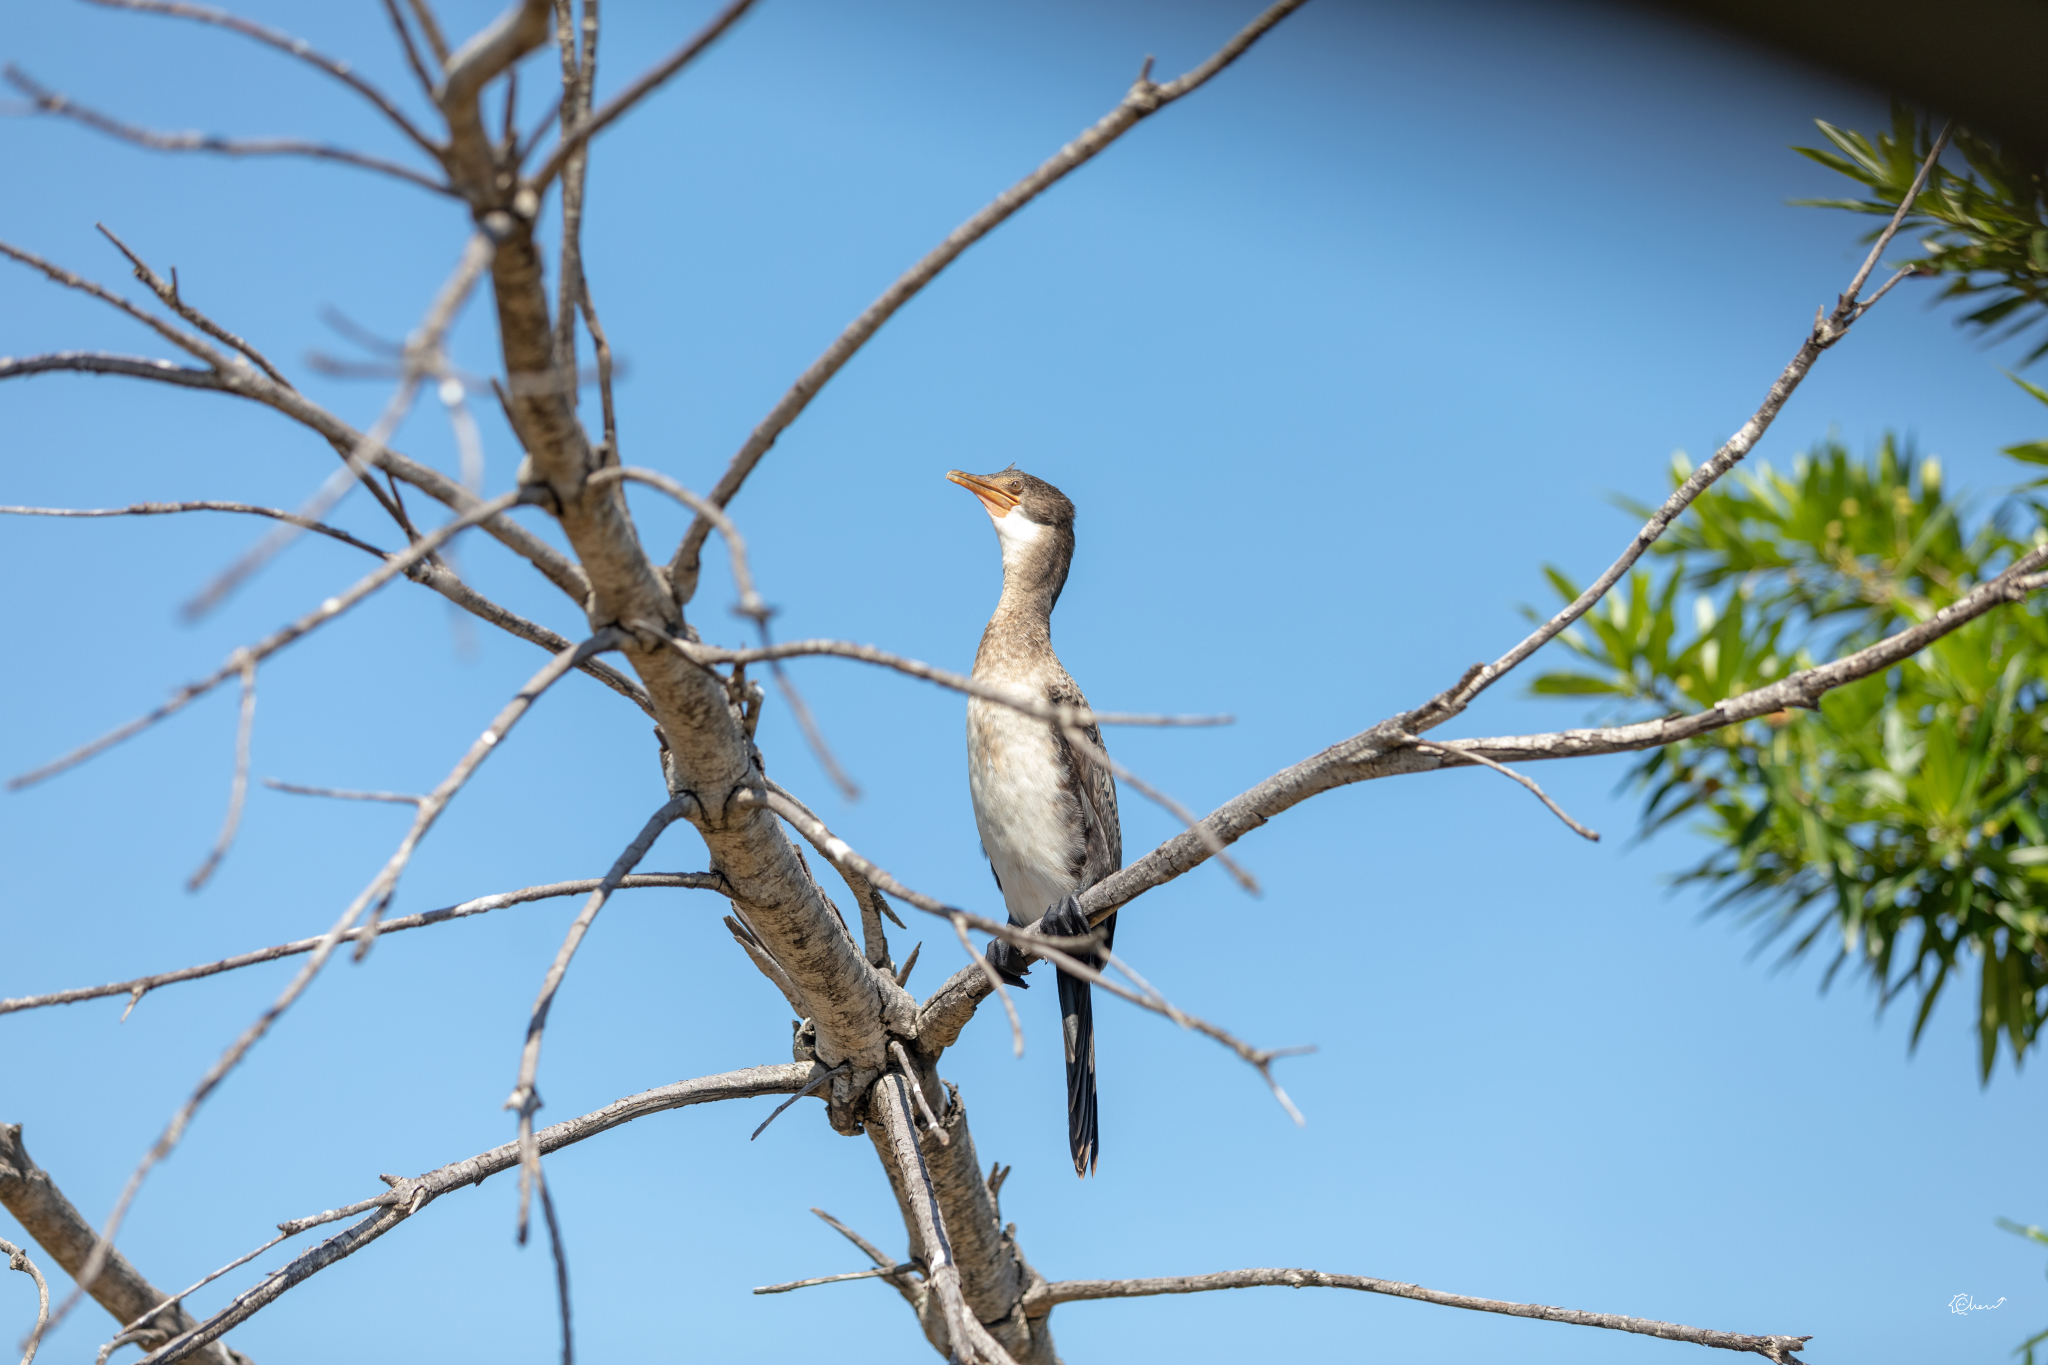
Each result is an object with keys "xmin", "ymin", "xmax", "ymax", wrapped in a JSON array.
[
  {"xmin": 1056, "ymin": 965, "xmax": 1098, "ymax": 1177},
  {"xmin": 1048, "ymin": 895, "xmax": 1114, "ymax": 1177}
]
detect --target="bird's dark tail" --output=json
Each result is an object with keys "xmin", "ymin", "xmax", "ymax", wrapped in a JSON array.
[{"xmin": 1047, "ymin": 896, "xmax": 1113, "ymax": 1178}]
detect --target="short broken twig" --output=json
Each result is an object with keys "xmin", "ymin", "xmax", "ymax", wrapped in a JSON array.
[
  {"xmin": 1395, "ymin": 731, "xmax": 1598, "ymax": 842},
  {"xmin": 754, "ymin": 1263, "xmax": 919, "ymax": 1295},
  {"xmin": 749, "ymin": 1063, "xmax": 847, "ymax": 1141}
]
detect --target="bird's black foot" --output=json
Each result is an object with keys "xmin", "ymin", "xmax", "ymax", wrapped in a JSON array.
[
  {"xmin": 984, "ymin": 935, "xmax": 1033, "ymax": 988},
  {"xmin": 1041, "ymin": 894, "xmax": 1091, "ymax": 947}
]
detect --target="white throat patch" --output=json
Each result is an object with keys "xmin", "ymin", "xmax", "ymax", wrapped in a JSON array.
[{"xmin": 989, "ymin": 504, "xmax": 1044, "ymax": 574}]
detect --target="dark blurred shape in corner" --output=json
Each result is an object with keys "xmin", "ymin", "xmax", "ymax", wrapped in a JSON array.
[{"xmin": 1639, "ymin": 0, "xmax": 2048, "ymax": 162}]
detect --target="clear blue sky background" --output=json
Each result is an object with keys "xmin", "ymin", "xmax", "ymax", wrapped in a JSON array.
[{"xmin": 3, "ymin": 1, "xmax": 2043, "ymax": 1362}]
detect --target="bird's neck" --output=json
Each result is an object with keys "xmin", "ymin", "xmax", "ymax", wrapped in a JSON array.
[{"xmin": 977, "ymin": 527, "xmax": 1072, "ymax": 673}]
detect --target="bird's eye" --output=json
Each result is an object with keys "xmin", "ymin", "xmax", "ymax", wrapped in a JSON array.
[{"xmin": 1008, "ymin": 481, "xmax": 1022, "ymax": 493}]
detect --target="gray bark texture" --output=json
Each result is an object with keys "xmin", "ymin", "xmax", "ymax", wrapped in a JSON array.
[{"xmin": 0, "ymin": 1126, "xmax": 247, "ymax": 1365}]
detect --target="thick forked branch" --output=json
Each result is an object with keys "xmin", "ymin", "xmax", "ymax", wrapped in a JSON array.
[
  {"xmin": 0, "ymin": 875, "xmax": 724, "ymax": 1018},
  {"xmin": 132, "ymin": 1066, "xmax": 810, "ymax": 1365},
  {"xmin": 667, "ymin": 0, "xmax": 1314, "ymax": 603},
  {"xmin": 1030, "ymin": 1268, "xmax": 1810, "ymax": 1363},
  {"xmin": 0, "ymin": 1126, "xmax": 243, "ymax": 1365}
]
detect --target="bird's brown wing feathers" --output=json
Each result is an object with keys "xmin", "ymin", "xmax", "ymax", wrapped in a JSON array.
[{"xmin": 1046, "ymin": 673, "xmax": 1122, "ymax": 888}]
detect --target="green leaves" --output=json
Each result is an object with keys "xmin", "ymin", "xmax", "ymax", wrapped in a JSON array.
[
  {"xmin": 1532, "ymin": 437, "xmax": 2048, "ymax": 1079},
  {"xmin": 1795, "ymin": 105, "xmax": 2048, "ymax": 359}
]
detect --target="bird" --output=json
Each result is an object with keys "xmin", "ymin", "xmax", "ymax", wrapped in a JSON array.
[{"xmin": 947, "ymin": 465, "xmax": 1121, "ymax": 1178}]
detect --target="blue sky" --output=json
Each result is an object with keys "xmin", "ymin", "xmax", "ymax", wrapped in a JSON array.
[{"xmin": 2, "ymin": 1, "xmax": 2043, "ymax": 1362}]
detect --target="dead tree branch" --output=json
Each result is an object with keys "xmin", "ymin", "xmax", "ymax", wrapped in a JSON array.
[
  {"xmin": 129, "ymin": 1065, "xmax": 811, "ymax": 1364},
  {"xmin": 1030, "ymin": 1267, "xmax": 1810, "ymax": 1362},
  {"xmin": 0, "ymin": 1126, "xmax": 243, "ymax": 1365},
  {"xmin": 666, "ymin": 0, "xmax": 1313, "ymax": 603}
]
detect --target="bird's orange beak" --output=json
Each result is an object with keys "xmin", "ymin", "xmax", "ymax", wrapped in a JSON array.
[{"xmin": 946, "ymin": 470, "xmax": 1020, "ymax": 517}]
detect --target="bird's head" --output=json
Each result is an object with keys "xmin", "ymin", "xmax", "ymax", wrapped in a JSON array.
[{"xmin": 946, "ymin": 465, "xmax": 1076, "ymax": 609}]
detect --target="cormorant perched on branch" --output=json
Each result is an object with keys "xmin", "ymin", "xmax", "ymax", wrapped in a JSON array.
[{"xmin": 947, "ymin": 466, "xmax": 1121, "ymax": 1178}]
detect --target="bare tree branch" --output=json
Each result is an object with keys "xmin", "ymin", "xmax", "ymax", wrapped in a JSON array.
[
  {"xmin": 0, "ymin": 351, "xmax": 223, "ymax": 389},
  {"xmin": 1, "ymin": 66, "xmax": 452, "ymax": 197},
  {"xmin": 0, "ymin": 500, "xmax": 646, "ymax": 713},
  {"xmin": 507, "ymin": 794, "xmax": 699, "ymax": 1241},
  {"xmin": 1419, "ymin": 121, "xmax": 1956, "ymax": 730},
  {"xmin": 184, "ymin": 231, "xmax": 493, "ymax": 619},
  {"xmin": 131, "ymin": 1065, "xmax": 810, "ymax": 1365},
  {"xmin": 79, "ymin": 0, "xmax": 444, "ymax": 158},
  {"xmin": 669, "ymin": 634, "xmax": 1230, "ymax": 729},
  {"xmin": 0, "ymin": 1126, "xmax": 242, "ymax": 1365},
  {"xmin": 0, "ymin": 874, "xmax": 722, "ymax": 1018},
  {"xmin": 184, "ymin": 658, "xmax": 257, "ymax": 892},
  {"xmin": 8, "ymin": 489, "xmax": 529, "ymax": 792},
  {"xmin": 666, "ymin": 0, "xmax": 1312, "ymax": 603},
  {"xmin": 754, "ymin": 1263, "xmax": 919, "ymax": 1295},
  {"xmin": 1077, "ymin": 547, "xmax": 2048, "ymax": 926},
  {"xmin": 527, "ymin": 0, "xmax": 758, "ymax": 191},
  {"xmin": 870, "ymin": 1075, "xmax": 1015, "ymax": 1365},
  {"xmin": 0, "ymin": 1238, "xmax": 50, "ymax": 1365},
  {"xmin": 94, "ymin": 224, "xmax": 291, "ymax": 386},
  {"xmin": 0, "ymin": 500, "xmax": 385, "ymax": 559},
  {"xmin": 36, "ymin": 634, "xmax": 616, "ymax": 1351},
  {"xmin": 1029, "ymin": 1268, "xmax": 1810, "ymax": 1362},
  {"xmin": 1395, "ymin": 731, "xmax": 1599, "ymax": 842}
]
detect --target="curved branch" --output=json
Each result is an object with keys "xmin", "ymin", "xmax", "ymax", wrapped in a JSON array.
[
  {"xmin": 1419, "ymin": 122, "xmax": 1955, "ymax": 731},
  {"xmin": 0, "ymin": 874, "xmax": 723, "ymax": 1018},
  {"xmin": 1030, "ymin": 1268, "xmax": 1809, "ymax": 1362},
  {"xmin": 0, "ymin": 351, "xmax": 223, "ymax": 389},
  {"xmin": 0, "ymin": 1237, "xmax": 50, "ymax": 1365},
  {"xmin": 1078, "ymin": 547, "xmax": 2048, "ymax": 924},
  {"xmin": 2, "ymin": 66, "xmax": 452, "ymax": 197},
  {"xmin": 80, "ymin": 0, "xmax": 445, "ymax": 158},
  {"xmin": 527, "ymin": 0, "xmax": 758, "ymax": 191},
  {"xmin": 666, "ymin": 0, "xmax": 1312, "ymax": 602},
  {"xmin": 133, "ymin": 1064, "xmax": 814, "ymax": 1365}
]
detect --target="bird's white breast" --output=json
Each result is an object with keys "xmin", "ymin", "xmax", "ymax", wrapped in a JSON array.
[{"xmin": 966, "ymin": 687, "xmax": 1081, "ymax": 928}]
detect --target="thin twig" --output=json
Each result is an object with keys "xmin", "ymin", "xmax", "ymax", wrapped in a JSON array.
[
  {"xmin": 535, "ymin": 1173, "xmax": 573, "ymax": 1365},
  {"xmin": 1061, "ymin": 723, "xmax": 1258, "ymax": 893},
  {"xmin": 954, "ymin": 913, "xmax": 1026, "ymax": 1059},
  {"xmin": 0, "ymin": 1239, "xmax": 50, "ymax": 1365},
  {"xmin": 663, "ymin": 634, "xmax": 1228, "ymax": 728},
  {"xmin": 1395, "ymin": 731, "xmax": 1599, "ymax": 842},
  {"xmin": 590, "ymin": 466, "xmax": 765, "ymax": 619},
  {"xmin": 749, "ymin": 1063, "xmax": 846, "ymax": 1141},
  {"xmin": 382, "ymin": 0, "xmax": 439, "ymax": 98},
  {"xmin": 1026, "ymin": 1268, "xmax": 1810, "ymax": 1362},
  {"xmin": 507, "ymin": 795, "xmax": 700, "ymax": 1243},
  {"xmin": 79, "ymin": 0, "xmax": 443, "ymax": 156},
  {"xmin": 31, "ymin": 635, "xmax": 616, "ymax": 1352},
  {"xmin": 131, "ymin": 1065, "xmax": 810, "ymax": 1365},
  {"xmin": 1079, "ymin": 547, "xmax": 2048, "ymax": 927},
  {"xmin": 753, "ymin": 1263, "xmax": 919, "ymax": 1295},
  {"xmin": 94, "ymin": 224, "xmax": 290, "ymax": 386},
  {"xmin": 95, "ymin": 1233, "xmax": 286, "ymax": 1365},
  {"xmin": 184, "ymin": 658, "xmax": 257, "ymax": 891},
  {"xmin": 1, "ymin": 66, "xmax": 452, "ymax": 196},
  {"xmin": 8, "ymin": 488, "xmax": 526, "ymax": 792},
  {"xmin": 0, "ymin": 501, "xmax": 385, "ymax": 559},
  {"xmin": 263, "ymin": 779, "xmax": 422, "ymax": 806},
  {"xmin": 405, "ymin": 0, "xmax": 451, "ymax": 64},
  {"xmin": 183, "ymin": 232, "xmax": 493, "ymax": 619},
  {"xmin": 1419, "ymin": 121, "xmax": 1957, "ymax": 731},
  {"xmin": 667, "ymin": 0, "xmax": 1310, "ymax": 601},
  {"xmin": 528, "ymin": 0, "xmax": 757, "ymax": 190},
  {"xmin": 891, "ymin": 1042, "xmax": 949, "ymax": 1145}
]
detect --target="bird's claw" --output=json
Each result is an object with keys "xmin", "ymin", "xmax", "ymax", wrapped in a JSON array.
[{"xmin": 984, "ymin": 936, "xmax": 1033, "ymax": 988}]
